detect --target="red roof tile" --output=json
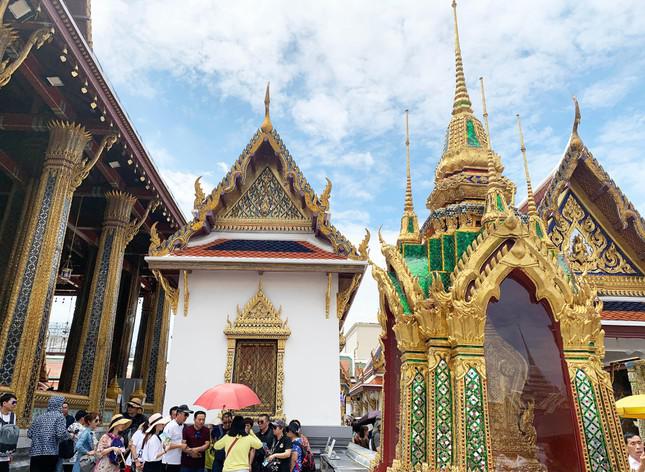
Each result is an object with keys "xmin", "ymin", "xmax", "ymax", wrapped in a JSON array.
[
  {"xmin": 602, "ymin": 310, "xmax": 645, "ymax": 322},
  {"xmin": 173, "ymin": 239, "xmax": 345, "ymax": 260}
]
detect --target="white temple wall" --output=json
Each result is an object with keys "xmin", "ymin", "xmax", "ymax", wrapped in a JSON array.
[{"xmin": 164, "ymin": 269, "xmax": 341, "ymax": 426}]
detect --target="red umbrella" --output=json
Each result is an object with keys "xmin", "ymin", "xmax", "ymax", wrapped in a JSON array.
[{"xmin": 194, "ymin": 383, "xmax": 261, "ymax": 411}]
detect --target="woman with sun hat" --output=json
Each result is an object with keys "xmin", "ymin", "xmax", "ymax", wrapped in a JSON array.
[{"xmin": 94, "ymin": 414, "xmax": 132, "ymax": 472}]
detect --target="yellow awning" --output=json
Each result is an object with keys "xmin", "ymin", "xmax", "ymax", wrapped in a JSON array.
[{"xmin": 616, "ymin": 395, "xmax": 645, "ymax": 419}]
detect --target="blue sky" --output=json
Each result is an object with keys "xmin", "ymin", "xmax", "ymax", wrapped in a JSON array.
[{"xmin": 87, "ymin": 0, "xmax": 645, "ymax": 327}]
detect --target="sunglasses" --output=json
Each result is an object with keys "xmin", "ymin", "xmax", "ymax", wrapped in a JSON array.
[{"xmin": 10, "ymin": 400, "xmax": 17, "ymax": 405}]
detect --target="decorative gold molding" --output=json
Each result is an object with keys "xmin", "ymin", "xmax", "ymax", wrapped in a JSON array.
[
  {"xmin": 326, "ymin": 272, "xmax": 332, "ymax": 319},
  {"xmin": 183, "ymin": 270, "xmax": 190, "ymax": 317},
  {"xmin": 0, "ymin": 11, "xmax": 54, "ymax": 88},
  {"xmin": 223, "ymin": 279, "xmax": 289, "ymax": 418},
  {"xmin": 337, "ymin": 273, "xmax": 362, "ymax": 321}
]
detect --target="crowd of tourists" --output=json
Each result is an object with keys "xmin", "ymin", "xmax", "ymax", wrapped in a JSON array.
[{"xmin": 0, "ymin": 393, "xmax": 315, "ymax": 472}]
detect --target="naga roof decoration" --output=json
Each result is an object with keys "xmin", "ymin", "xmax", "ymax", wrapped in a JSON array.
[{"xmin": 148, "ymin": 84, "xmax": 369, "ymax": 262}]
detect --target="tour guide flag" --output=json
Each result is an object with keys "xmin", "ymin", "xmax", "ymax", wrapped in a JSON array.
[
  {"xmin": 194, "ymin": 383, "xmax": 261, "ymax": 411},
  {"xmin": 616, "ymin": 394, "xmax": 645, "ymax": 419}
]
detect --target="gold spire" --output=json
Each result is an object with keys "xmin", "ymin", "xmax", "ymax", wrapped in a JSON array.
[
  {"xmin": 516, "ymin": 114, "xmax": 537, "ymax": 218},
  {"xmin": 451, "ymin": 0, "xmax": 473, "ymax": 115},
  {"xmin": 479, "ymin": 77, "xmax": 491, "ymax": 150},
  {"xmin": 260, "ymin": 82, "xmax": 273, "ymax": 133},
  {"xmin": 399, "ymin": 110, "xmax": 419, "ymax": 244},
  {"xmin": 404, "ymin": 109, "xmax": 414, "ymax": 213}
]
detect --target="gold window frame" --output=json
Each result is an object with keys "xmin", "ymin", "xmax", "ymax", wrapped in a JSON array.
[{"xmin": 223, "ymin": 280, "xmax": 290, "ymax": 418}]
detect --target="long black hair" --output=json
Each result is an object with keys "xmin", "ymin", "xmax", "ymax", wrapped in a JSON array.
[{"xmin": 228, "ymin": 415, "xmax": 248, "ymax": 437}]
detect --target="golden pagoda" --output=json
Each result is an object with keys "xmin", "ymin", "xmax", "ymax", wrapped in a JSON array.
[{"xmin": 369, "ymin": 2, "xmax": 630, "ymax": 471}]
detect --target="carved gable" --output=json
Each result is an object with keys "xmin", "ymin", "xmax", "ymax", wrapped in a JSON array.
[
  {"xmin": 216, "ymin": 166, "xmax": 309, "ymax": 230},
  {"xmin": 548, "ymin": 190, "xmax": 641, "ymax": 276}
]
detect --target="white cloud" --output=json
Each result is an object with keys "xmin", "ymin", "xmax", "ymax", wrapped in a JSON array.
[
  {"xmin": 581, "ymin": 75, "xmax": 636, "ymax": 109},
  {"xmin": 93, "ymin": 0, "xmax": 645, "ymax": 147}
]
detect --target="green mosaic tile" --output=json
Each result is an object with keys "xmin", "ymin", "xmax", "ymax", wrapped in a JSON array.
[
  {"xmin": 466, "ymin": 120, "xmax": 481, "ymax": 147},
  {"xmin": 496, "ymin": 194, "xmax": 504, "ymax": 211},
  {"xmin": 429, "ymin": 238, "xmax": 443, "ymax": 271},
  {"xmin": 410, "ymin": 368, "xmax": 427, "ymax": 466},
  {"xmin": 455, "ymin": 230, "xmax": 478, "ymax": 260},
  {"xmin": 535, "ymin": 221, "xmax": 544, "ymax": 238},
  {"xmin": 403, "ymin": 243, "xmax": 430, "ymax": 296},
  {"xmin": 439, "ymin": 272, "xmax": 451, "ymax": 290},
  {"xmin": 407, "ymin": 217, "xmax": 415, "ymax": 234},
  {"xmin": 574, "ymin": 369, "xmax": 611, "ymax": 472},
  {"xmin": 442, "ymin": 235, "xmax": 456, "ymax": 272},
  {"xmin": 435, "ymin": 359, "xmax": 453, "ymax": 469},
  {"xmin": 464, "ymin": 368, "xmax": 488, "ymax": 471},
  {"xmin": 388, "ymin": 272, "xmax": 411, "ymax": 314}
]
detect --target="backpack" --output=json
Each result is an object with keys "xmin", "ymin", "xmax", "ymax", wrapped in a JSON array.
[
  {"xmin": 0, "ymin": 412, "xmax": 18, "ymax": 453},
  {"xmin": 59, "ymin": 438, "xmax": 75, "ymax": 459},
  {"xmin": 298, "ymin": 439, "xmax": 315, "ymax": 472}
]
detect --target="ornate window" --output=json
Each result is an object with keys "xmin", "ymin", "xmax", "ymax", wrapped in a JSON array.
[{"xmin": 223, "ymin": 281, "xmax": 290, "ymax": 418}]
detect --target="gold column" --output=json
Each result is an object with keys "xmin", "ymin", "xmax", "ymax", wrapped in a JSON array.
[
  {"xmin": 0, "ymin": 122, "xmax": 115, "ymax": 426},
  {"xmin": 141, "ymin": 287, "xmax": 171, "ymax": 412},
  {"xmin": 71, "ymin": 191, "xmax": 151, "ymax": 413},
  {"xmin": 111, "ymin": 259, "xmax": 141, "ymax": 380}
]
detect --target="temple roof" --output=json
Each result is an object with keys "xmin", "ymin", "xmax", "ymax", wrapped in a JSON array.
[
  {"xmin": 519, "ymin": 105, "xmax": 645, "ymax": 275},
  {"xmin": 174, "ymin": 239, "xmax": 346, "ymax": 261}
]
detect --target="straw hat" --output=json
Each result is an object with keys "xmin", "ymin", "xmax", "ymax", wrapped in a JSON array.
[
  {"xmin": 146, "ymin": 413, "xmax": 171, "ymax": 433},
  {"xmin": 127, "ymin": 397, "xmax": 143, "ymax": 409},
  {"xmin": 108, "ymin": 414, "xmax": 132, "ymax": 432}
]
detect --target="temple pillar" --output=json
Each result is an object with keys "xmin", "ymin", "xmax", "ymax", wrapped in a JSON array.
[
  {"xmin": 0, "ymin": 122, "xmax": 114, "ymax": 426},
  {"xmin": 71, "ymin": 191, "xmax": 146, "ymax": 413},
  {"xmin": 58, "ymin": 244, "xmax": 97, "ymax": 392},
  {"xmin": 396, "ymin": 351, "xmax": 428, "ymax": 468},
  {"xmin": 141, "ymin": 286, "xmax": 172, "ymax": 412},
  {"xmin": 0, "ymin": 177, "xmax": 37, "ymax": 326},
  {"xmin": 110, "ymin": 258, "xmax": 141, "ymax": 380},
  {"xmin": 108, "ymin": 268, "xmax": 133, "ymax": 381},
  {"xmin": 131, "ymin": 288, "xmax": 154, "ymax": 380},
  {"xmin": 627, "ymin": 360, "xmax": 645, "ymax": 434}
]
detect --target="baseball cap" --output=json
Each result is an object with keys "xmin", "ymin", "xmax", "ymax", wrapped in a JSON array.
[{"xmin": 177, "ymin": 404, "xmax": 194, "ymax": 414}]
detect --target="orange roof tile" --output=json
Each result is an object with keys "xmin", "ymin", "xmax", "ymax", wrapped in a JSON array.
[{"xmin": 602, "ymin": 310, "xmax": 645, "ymax": 322}]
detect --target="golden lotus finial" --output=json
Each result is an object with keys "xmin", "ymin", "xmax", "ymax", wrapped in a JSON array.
[
  {"xmin": 404, "ymin": 109, "xmax": 414, "ymax": 213},
  {"xmin": 451, "ymin": 0, "xmax": 472, "ymax": 115},
  {"xmin": 260, "ymin": 81, "xmax": 273, "ymax": 133}
]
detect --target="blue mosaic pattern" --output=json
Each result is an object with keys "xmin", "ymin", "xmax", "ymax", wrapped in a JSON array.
[
  {"xmin": 0, "ymin": 175, "xmax": 56, "ymax": 385},
  {"xmin": 23, "ymin": 198, "xmax": 72, "ymax": 420},
  {"xmin": 76, "ymin": 230, "xmax": 115, "ymax": 395},
  {"xmin": 146, "ymin": 290, "xmax": 166, "ymax": 402},
  {"xmin": 574, "ymin": 369, "xmax": 611, "ymax": 472}
]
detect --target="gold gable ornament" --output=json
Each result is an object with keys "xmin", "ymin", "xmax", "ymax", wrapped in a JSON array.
[{"xmin": 223, "ymin": 279, "xmax": 289, "ymax": 418}]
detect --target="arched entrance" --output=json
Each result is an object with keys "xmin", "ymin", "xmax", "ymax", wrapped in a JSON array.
[{"xmin": 484, "ymin": 273, "xmax": 583, "ymax": 471}]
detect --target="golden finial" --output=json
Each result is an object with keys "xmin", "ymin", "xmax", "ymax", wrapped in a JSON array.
[
  {"xmin": 570, "ymin": 96, "xmax": 582, "ymax": 150},
  {"xmin": 516, "ymin": 114, "xmax": 537, "ymax": 218},
  {"xmin": 451, "ymin": 0, "xmax": 473, "ymax": 115},
  {"xmin": 480, "ymin": 77, "xmax": 498, "ymax": 190},
  {"xmin": 404, "ymin": 109, "xmax": 414, "ymax": 213},
  {"xmin": 260, "ymin": 82, "xmax": 273, "ymax": 133}
]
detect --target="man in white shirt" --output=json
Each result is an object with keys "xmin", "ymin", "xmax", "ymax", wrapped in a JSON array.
[
  {"xmin": 162, "ymin": 404, "xmax": 192, "ymax": 471},
  {"xmin": 626, "ymin": 433, "xmax": 645, "ymax": 472},
  {"xmin": 0, "ymin": 393, "xmax": 18, "ymax": 472}
]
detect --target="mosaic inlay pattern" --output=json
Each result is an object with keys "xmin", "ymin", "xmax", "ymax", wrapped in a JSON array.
[
  {"xmin": 410, "ymin": 367, "xmax": 427, "ymax": 466},
  {"xmin": 146, "ymin": 290, "xmax": 166, "ymax": 402},
  {"xmin": 464, "ymin": 368, "xmax": 488, "ymax": 471},
  {"xmin": 0, "ymin": 175, "xmax": 56, "ymax": 385},
  {"xmin": 575, "ymin": 369, "xmax": 611, "ymax": 472},
  {"xmin": 24, "ymin": 199, "xmax": 72, "ymax": 419},
  {"xmin": 76, "ymin": 230, "xmax": 115, "ymax": 395},
  {"xmin": 435, "ymin": 359, "xmax": 453, "ymax": 469},
  {"xmin": 224, "ymin": 167, "xmax": 306, "ymax": 220}
]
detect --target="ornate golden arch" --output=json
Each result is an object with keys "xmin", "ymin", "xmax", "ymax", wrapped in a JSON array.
[{"xmin": 223, "ymin": 280, "xmax": 290, "ymax": 418}]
